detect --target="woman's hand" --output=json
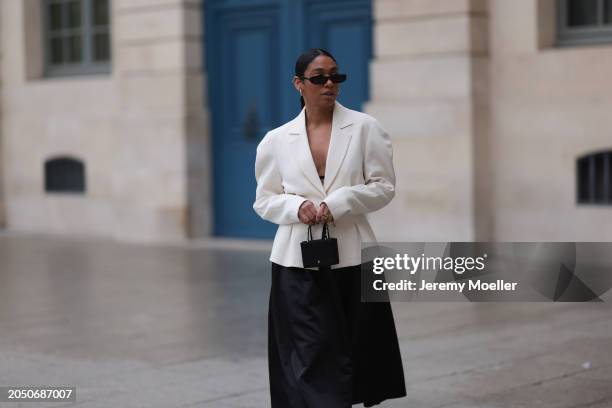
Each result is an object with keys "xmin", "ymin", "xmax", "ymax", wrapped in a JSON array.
[
  {"xmin": 316, "ymin": 202, "xmax": 334, "ymax": 224},
  {"xmin": 298, "ymin": 200, "xmax": 318, "ymax": 225}
]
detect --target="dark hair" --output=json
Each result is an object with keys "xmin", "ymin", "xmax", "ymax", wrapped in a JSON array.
[{"xmin": 294, "ymin": 48, "xmax": 337, "ymax": 108}]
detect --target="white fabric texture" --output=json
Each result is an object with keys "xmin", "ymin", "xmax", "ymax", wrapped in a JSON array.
[{"xmin": 253, "ymin": 101, "xmax": 396, "ymax": 269}]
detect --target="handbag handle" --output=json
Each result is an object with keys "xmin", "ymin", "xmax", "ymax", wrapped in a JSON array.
[
  {"xmin": 306, "ymin": 223, "xmax": 331, "ymax": 241},
  {"xmin": 322, "ymin": 222, "xmax": 330, "ymax": 239}
]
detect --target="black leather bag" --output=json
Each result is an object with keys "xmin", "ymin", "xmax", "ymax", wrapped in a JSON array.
[{"xmin": 300, "ymin": 223, "xmax": 339, "ymax": 268}]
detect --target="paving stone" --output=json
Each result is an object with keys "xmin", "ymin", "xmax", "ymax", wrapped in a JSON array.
[{"xmin": 0, "ymin": 233, "xmax": 610, "ymax": 408}]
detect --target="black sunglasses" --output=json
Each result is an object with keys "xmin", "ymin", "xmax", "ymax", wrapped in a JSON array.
[{"xmin": 300, "ymin": 73, "xmax": 347, "ymax": 85}]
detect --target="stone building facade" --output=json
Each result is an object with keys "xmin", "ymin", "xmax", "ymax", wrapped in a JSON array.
[
  {"xmin": 1, "ymin": 0, "xmax": 208, "ymax": 242},
  {"xmin": 0, "ymin": 0, "xmax": 610, "ymax": 243}
]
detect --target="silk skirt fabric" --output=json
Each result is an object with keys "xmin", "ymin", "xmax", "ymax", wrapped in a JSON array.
[{"xmin": 268, "ymin": 261, "xmax": 407, "ymax": 407}]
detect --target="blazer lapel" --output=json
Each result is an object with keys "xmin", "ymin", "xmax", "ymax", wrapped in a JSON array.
[
  {"xmin": 323, "ymin": 102, "xmax": 353, "ymax": 192},
  {"xmin": 287, "ymin": 101, "xmax": 354, "ymax": 196},
  {"xmin": 288, "ymin": 108, "xmax": 326, "ymax": 196}
]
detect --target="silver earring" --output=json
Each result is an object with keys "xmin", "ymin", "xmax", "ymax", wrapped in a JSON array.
[{"xmin": 299, "ymin": 89, "xmax": 303, "ymax": 96}]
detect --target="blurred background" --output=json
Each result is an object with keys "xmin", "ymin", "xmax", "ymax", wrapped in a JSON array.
[
  {"xmin": 1, "ymin": 0, "xmax": 610, "ymax": 243},
  {"xmin": 0, "ymin": 1, "xmax": 611, "ymax": 407}
]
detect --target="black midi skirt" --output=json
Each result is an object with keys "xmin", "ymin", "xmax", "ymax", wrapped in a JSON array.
[{"xmin": 268, "ymin": 261, "xmax": 407, "ymax": 407}]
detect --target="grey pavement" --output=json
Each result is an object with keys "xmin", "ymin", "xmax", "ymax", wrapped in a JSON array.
[{"xmin": 0, "ymin": 232, "xmax": 610, "ymax": 407}]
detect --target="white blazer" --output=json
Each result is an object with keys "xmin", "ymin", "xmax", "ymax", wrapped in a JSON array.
[{"xmin": 253, "ymin": 101, "xmax": 396, "ymax": 269}]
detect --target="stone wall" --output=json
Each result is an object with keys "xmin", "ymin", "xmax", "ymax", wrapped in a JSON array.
[
  {"xmin": 366, "ymin": 0, "xmax": 490, "ymax": 241},
  {"xmin": 112, "ymin": 0, "xmax": 210, "ymax": 240},
  {"xmin": 0, "ymin": 0, "xmax": 210, "ymax": 241},
  {"xmin": 0, "ymin": 3, "xmax": 4, "ymax": 228},
  {"xmin": 2, "ymin": 0, "xmax": 610, "ymax": 242},
  {"xmin": 489, "ymin": 0, "xmax": 612, "ymax": 240}
]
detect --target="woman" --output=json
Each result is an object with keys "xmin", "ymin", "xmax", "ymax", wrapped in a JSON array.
[{"xmin": 253, "ymin": 48, "xmax": 406, "ymax": 407}]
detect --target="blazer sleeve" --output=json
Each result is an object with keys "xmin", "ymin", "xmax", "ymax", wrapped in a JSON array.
[
  {"xmin": 253, "ymin": 133, "xmax": 307, "ymax": 225},
  {"xmin": 322, "ymin": 118, "xmax": 396, "ymax": 221}
]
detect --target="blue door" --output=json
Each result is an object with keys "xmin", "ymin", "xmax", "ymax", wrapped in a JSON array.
[{"xmin": 205, "ymin": 0, "xmax": 372, "ymax": 238}]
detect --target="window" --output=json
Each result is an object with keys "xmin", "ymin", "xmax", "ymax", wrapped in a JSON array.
[
  {"xmin": 557, "ymin": 0, "xmax": 612, "ymax": 45},
  {"xmin": 45, "ymin": 157, "xmax": 86, "ymax": 193},
  {"xmin": 43, "ymin": 0, "xmax": 111, "ymax": 76},
  {"xmin": 577, "ymin": 151, "xmax": 612, "ymax": 205}
]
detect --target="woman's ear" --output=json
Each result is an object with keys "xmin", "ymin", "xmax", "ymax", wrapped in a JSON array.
[{"xmin": 292, "ymin": 76, "xmax": 302, "ymax": 92}]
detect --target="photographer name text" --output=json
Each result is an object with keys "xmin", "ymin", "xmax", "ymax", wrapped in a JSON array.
[{"xmin": 373, "ymin": 279, "xmax": 518, "ymax": 292}]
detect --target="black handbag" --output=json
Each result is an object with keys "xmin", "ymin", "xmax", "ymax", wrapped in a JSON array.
[{"xmin": 300, "ymin": 223, "xmax": 339, "ymax": 268}]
